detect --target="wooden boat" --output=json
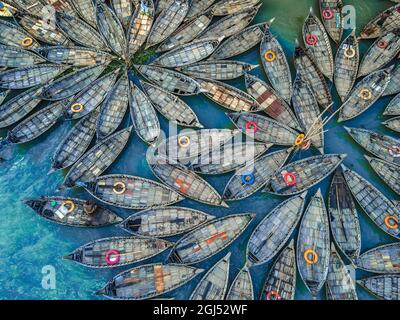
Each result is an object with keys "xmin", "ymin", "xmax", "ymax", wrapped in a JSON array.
[
  {"xmin": 338, "ymin": 67, "xmax": 392, "ymax": 122},
  {"xmin": 111, "ymin": 0, "xmax": 136, "ymax": 30},
  {"xmin": 355, "ymin": 243, "xmax": 400, "ymax": 274},
  {"xmin": 260, "ymin": 239, "xmax": 296, "ymax": 300},
  {"xmin": 266, "ymin": 154, "xmax": 346, "ymax": 196},
  {"xmin": 360, "ymin": 4, "xmax": 400, "ymax": 39},
  {"xmin": 198, "ymin": 5, "xmax": 260, "ymax": 40},
  {"xmin": 342, "ymin": 164, "xmax": 400, "ymax": 240},
  {"xmin": 156, "ymin": 11, "xmax": 214, "ymax": 53},
  {"xmin": 0, "ymin": 89, "xmax": 9, "ymax": 106},
  {"xmin": 43, "ymin": 0, "xmax": 76, "ymax": 15},
  {"xmin": 357, "ymin": 275, "xmax": 400, "ymax": 300},
  {"xmin": 0, "ymin": 86, "xmax": 42, "ymax": 128},
  {"xmin": 24, "ymin": 196, "xmax": 122, "ymax": 227},
  {"xmin": 185, "ymin": 0, "xmax": 216, "ymax": 21},
  {"xmin": 61, "ymin": 126, "xmax": 132, "ymax": 189},
  {"xmin": 187, "ymin": 142, "xmax": 271, "ymax": 175},
  {"xmin": 0, "ymin": 101, "xmax": 63, "ymax": 150},
  {"xmin": 152, "ymin": 129, "xmax": 239, "ymax": 162},
  {"xmin": 358, "ymin": 30, "xmax": 400, "ymax": 78},
  {"xmin": 383, "ymin": 64, "xmax": 400, "ymax": 97},
  {"xmin": 0, "ymin": 44, "xmax": 45, "ymax": 68},
  {"xmin": 292, "ymin": 74, "xmax": 324, "ymax": 153},
  {"xmin": 129, "ymin": 82, "xmax": 160, "ymax": 144},
  {"xmin": 120, "ymin": 206, "xmax": 214, "ymax": 237},
  {"xmin": 319, "ymin": 0, "xmax": 343, "ymax": 44},
  {"xmin": 140, "ymin": 80, "xmax": 202, "ymax": 128},
  {"xmin": 56, "ymin": 13, "xmax": 109, "ymax": 51},
  {"xmin": 326, "ymin": 244, "xmax": 358, "ymax": 300},
  {"xmin": 70, "ymin": 0, "xmax": 97, "ymax": 28},
  {"xmin": 383, "ymin": 116, "xmax": 400, "ymax": 133},
  {"xmin": 64, "ymin": 236, "xmax": 172, "ymax": 268},
  {"xmin": 0, "ymin": 19, "xmax": 40, "ymax": 49},
  {"xmin": 134, "ymin": 64, "xmax": 202, "ymax": 95},
  {"xmin": 16, "ymin": 14, "xmax": 70, "ymax": 46},
  {"xmin": 366, "ymin": 155, "xmax": 400, "ymax": 196},
  {"xmin": 198, "ymin": 78, "xmax": 262, "ymax": 112},
  {"xmin": 0, "ymin": 64, "xmax": 67, "ymax": 90},
  {"xmin": 36, "ymin": 46, "xmax": 113, "ymax": 66},
  {"xmin": 96, "ymin": 263, "xmax": 203, "ymax": 300},
  {"xmin": 223, "ymin": 149, "xmax": 290, "ymax": 201},
  {"xmin": 179, "ymin": 60, "xmax": 257, "ymax": 81},
  {"xmin": 334, "ymin": 30, "xmax": 360, "ymax": 102},
  {"xmin": 7, "ymin": 0, "xmax": 45, "ymax": 17},
  {"xmin": 155, "ymin": 0, "xmax": 173, "ymax": 15},
  {"xmin": 83, "ymin": 174, "xmax": 183, "ymax": 209},
  {"xmin": 328, "ymin": 168, "xmax": 361, "ymax": 262},
  {"xmin": 302, "ymin": 8, "xmax": 334, "ymax": 80},
  {"xmin": 153, "ymin": 38, "xmax": 221, "ymax": 68},
  {"xmin": 148, "ymin": 157, "xmax": 227, "ymax": 207},
  {"xmin": 127, "ymin": 0, "xmax": 155, "ymax": 58},
  {"xmin": 146, "ymin": 0, "xmax": 189, "ymax": 48},
  {"xmin": 294, "ymin": 42, "xmax": 332, "ymax": 108},
  {"xmin": 260, "ymin": 21, "xmax": 292, "ymax": 103},
  {"xmin": 95, "ymin": 2, "xmax": 127, "ymax": 59},
  {"xmin": 297, "ymin": 189, "xmax": 330, "ymax": 297},
  {"xmin": 228, "ymin": 112, "xmax": 300, "ymax": 146},
  {"xmin": 345, "ymin": 127, "xmax": 400, "ymax": 166},
  {"xmin": 190, "ymin": 253, "xmax": 231, "ymax": 300},
  {"xmin": 97, "ymin": 73, "xmax": 130, "ymax": 141},
  {"xmin": 226, "ymin": 266, "xmax": 254, "ymax": 300},
  {"xmin": 247, "ymin": 193, "xmax": 307, "ymax": 265},
  {"xmin": 212, "ymin": 0, "xmax": 260, "ymax": 16},
  {"xmin": 64, "ymin": 70, "xmax": 119, "ymax": 120},
  {"xmin": 209, "ymin": 22, "xmax": 267, "ymax": 60},
  {"xmin": 40, "ymin": 64, "xmax": 108, "ymax": 101},
  {"xmin": 245, "ymin": 74, "xmax": 300, "ymax": 130},
  {"xmin": 0, "ymin": 1, "xmax": 17, "ymax": 17},
  {"xmin": 384, "ymin": 93, "xmax": 400, "ymax": 115},
  {"xmin": 168, "ymin": 213, "xmax": 254, "ymax": 264}
]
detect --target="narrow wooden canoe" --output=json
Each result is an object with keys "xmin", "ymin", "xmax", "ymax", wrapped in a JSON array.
[
  {"xmin": 326, "ymin": 244, "xmax": 358, "ymax": 300},
  {"xmin": 303, "ymin": 7, "xmax": 334, "ymax": 80},
  {"xmin": 70, "ymin": 0, "xmax": 97, "ymax": 28},
  {"xmin": 319, "ymin": 0, "xmax": 343, "ymax": 44},
  {"xmin": 297, "ymin": 189, "xmax": 330, "ymax": 297},
  {"xmin": 358, "ymin": 30, "xmax": 400, "ymax": 78},
  {"xmin": 228, "ymin": 112, "xmax": 300, "ymax": 145},
  {"xmin": 357, "ymin": 275, "xmax": 400, "ymax": 300},
  {"xmin": 212, "ymin": 0, "xmax": 260, "ymax": 16},
  {"xmin": 366, "ymin": 155, "xmax": 400, "ymax": 196},
  {"xmin": 383, "ymin": 116, "xmax": 400, "ymax": 133},
  {"xmin": 111, "ymin": 0, "xmax": 136, "ymax": 29},
  {"xmin": 345, "ymin": 127, "xmax": 400, "ymax": 166},
  {"xmin": 185, "ymin": 0, "xmax": 216, "ymax": 21},
  {"xmin": 96, "ymin": 263, "xmax": 203, "ymax": 300},
  {"xmin": 360, "ymin": 4, "xmax": 400, "ymax": 39},
  {"xmin": 120, "ymin": 206, "xmax": 214, "ymax": 237},
  {"xmin": 0, "ymin": 1, "xmax": 17, "ymax": 17},
  {"xmin": 24, "ymin": 196, "xmax": 122, "ymax": 227},
  {"xmin": 223, "ymin": 149, "xmax": 290, "ymax": 201},
  {"xmin": 0, "ymin": 89, "xmax": 9, "ymax": 106},
  {"xmin": 328, "ymin": 168, "xmax": 361, "ymax": 262},
  {"xmin": 226, "ymin": 266, "xmax": 254, "ymax": 300},
  {"xmin": 64, "ymin": 236, "xmax": 172, "ymax": 268},
  {"xmin": 266, "ymin": 154, "xmax": 346, "ymax": 196},
  {"xmin": 355, "ymin": 243, "xmax": 400, "ymax": 274},
  {"xmin": 4, "ymin": 0, "xmax": 45, "ymax": 16},
  {"xmin": 0, "ymin": 43, "xmax": 45, "ymax": 68},
  {"xmin": 51, "ymin": 110, "xmax": 98, "ymax": 172},
  {"xmin": 43, "ymin": 0, "xmax": 76, "ymax": 15},
  {"xmin": 342, "ymin": 164, "xmax": 400, "ymax": 240},
  {"xmin": 247, "ymin": 193, "xmax": 306, "ymax": 265},
  {"xmin": 0, "ymin": 19, "xmax": 40, "ymax": 49},
  {"xmin": 260, "ymin": 239, "xmax": 296, "ymax": 300},
  {"xmin": 384, "ymin": 93, "xmax": 400, "ymax": 115},
  {"xmin": 61, "ymin": 127, "xmax": 132, "ymax": 189},
  {"xmin": 97, "ymin": 73, "xmax": 130, "ymax": 141},
  {"xmin": 83, "ymin": 174, "xmax": 184, "ymax": 209},
  {"xmin": 383, "ymin": 64, "xmax": 400, "ymax": 97},
  {"xmin": 190, "ymin": 253, "xmax": 231, "ymax": 300},
  {"xmin": 168, "ymin": 213, "xmax": 254, "ymax": 264}
]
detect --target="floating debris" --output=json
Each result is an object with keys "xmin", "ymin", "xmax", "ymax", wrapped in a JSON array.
[
  {"xmin": 319, "ymin": 0, "xmax": 343, "ymax": 44},
  {"xmin": 168, "ymin": 213, "xmax": 254, "ymax": 264},
  {"xmin": 190, "ymin": 253, "xmax": 230, "ymax": 300},
  {"xmin": 384, "ymin": 93, "xmax": 400, "ymax": 115},
  {"xmin": 383, "ymin": 116, "xmax": 400, "ymax": 133},
  {"xmin": 64, "ymin": 236, "xmax": 172, "ymax": 268},
  {"xmin": 120, "ymin": 207, "xmax": 214, "ymax": 237},
  {"xmin": 355, "ymin": 243, "xmax": 400, "ymax": 274},
  {"xmin": 70, "ymin": 0, "xmax": 97, "ymax": 28},
  {"xmin": 357, "ymin": 275, "xmax": 400, "ymax": 300},
  {"xmin": 0, "ymin": 43, "xmax": 45, "ymax": 67},
  {"xmin": 247, "ymin": 193, "xmax": 306, "ymax": 265},
  {"xmin": 24, "ymin": 196, "xmax": 122, "ymax": 227},
  {"xmin": 83, "ymin": 174, "xmax": 184, "ymax": 209},
  {"xmin": 226, "ymin": 266, "xmax": 254, "ymax": 300},
  {"xmin": 360, "ymin": 4, "xmax": 400, "ymax": 39},
  {"xmin": 297, "ymin": 189, "xmax": 330, "ymax": 297}
]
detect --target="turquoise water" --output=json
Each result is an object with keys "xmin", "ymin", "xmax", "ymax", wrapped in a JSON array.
[{"xmin": 0, "ymin": 0, "xmax": 398, "ymax": 300}]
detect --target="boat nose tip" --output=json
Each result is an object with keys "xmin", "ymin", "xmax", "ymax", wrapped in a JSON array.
[
  {"xmin": 95, "ymin": 288, "xmax": 106, "ymax": 296},
  {"xmin": 62, "ymin": 253, "xmax": 74, "ymax": 261}
]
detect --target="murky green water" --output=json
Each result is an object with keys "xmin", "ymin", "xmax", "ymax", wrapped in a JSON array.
[{"xmin": 0, "ymin": 0, "xmax": 398, "ymax": 300}]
